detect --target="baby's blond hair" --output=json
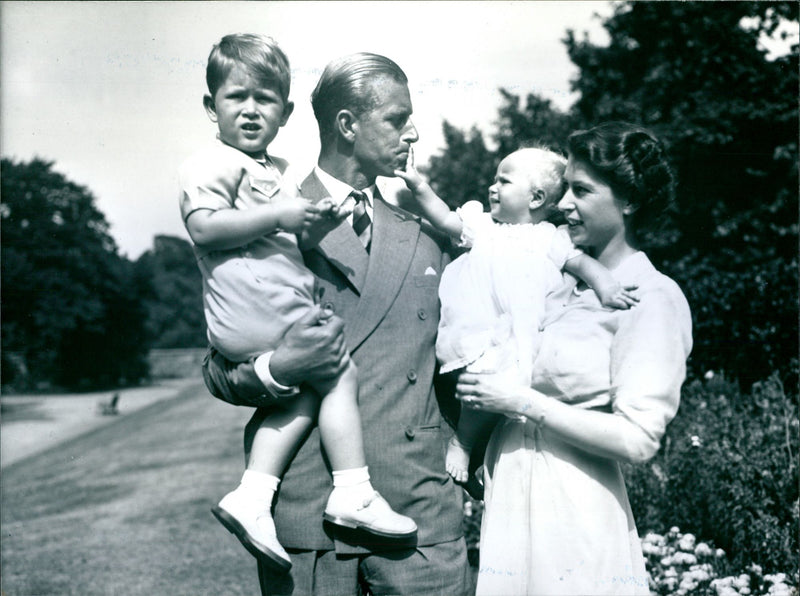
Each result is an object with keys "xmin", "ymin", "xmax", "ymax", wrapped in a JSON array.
[{"xmin": 511, "ymin": 147, "xmax": 568, "ymax": 212}]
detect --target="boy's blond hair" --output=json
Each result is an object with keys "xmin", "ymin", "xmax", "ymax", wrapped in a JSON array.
[{"xmin": 206, "ymin": 33, "xmax": 291, "ymax": 102}]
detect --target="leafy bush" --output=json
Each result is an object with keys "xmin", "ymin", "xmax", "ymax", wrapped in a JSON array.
[{"xmin": 624, "ymin": 373, "xmax": 799, "ymax": 579}]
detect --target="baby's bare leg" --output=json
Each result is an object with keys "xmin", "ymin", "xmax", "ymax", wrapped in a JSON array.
[{"xmin": 447, "ymin": 408, "xmax": 498, "ymax": 483}]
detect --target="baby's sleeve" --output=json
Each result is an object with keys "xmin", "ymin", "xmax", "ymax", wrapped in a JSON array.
[
  {"xmin": 454, "ymin": 200, "xmax": 488, "ymax": 249},
  {"xmin": 178, "ymin": 150, "xmax": 241, "ymax": 223},
  {"xmin": 547, "ymin": 225, "xmax": 583, "ymax": 270}
]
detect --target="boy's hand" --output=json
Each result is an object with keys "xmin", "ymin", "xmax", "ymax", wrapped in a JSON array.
[
  {"xmin": 298, "ymin": 197, "xmax": 353, "ymax": 249},
  {"xmin": 274, "ymin": 198, "xmax": 321, "ymax": 234},
  {"xmin": 393, "ymin": 147, "xmax": 425, "ymax": 192},
  {"xmin": 596, "ymin": 283, "xmax": 639, "ymax": 310},
  {"xmin": 317, "ymin": 197, "xmax": 353, "ymax": 224}
]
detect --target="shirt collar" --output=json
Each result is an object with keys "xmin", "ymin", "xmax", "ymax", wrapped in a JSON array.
[{"xmin": 314, "ymin": 166, "xmax": 375, "ymax": 208}]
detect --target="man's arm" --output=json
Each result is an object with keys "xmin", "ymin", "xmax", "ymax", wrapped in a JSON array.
[{"xmin": 202, "ymin": 306, "xmax": 349, "ymax": 407}]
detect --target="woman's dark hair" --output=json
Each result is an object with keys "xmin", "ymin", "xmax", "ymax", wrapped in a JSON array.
[{"xmin": 567, "ymin": 122, "xmax": 676, "ymax": 238}]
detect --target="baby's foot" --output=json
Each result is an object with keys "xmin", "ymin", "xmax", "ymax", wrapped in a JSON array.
[{"xmin": 446, "ymin": 436, "xmax": 472, "ymax": 484}]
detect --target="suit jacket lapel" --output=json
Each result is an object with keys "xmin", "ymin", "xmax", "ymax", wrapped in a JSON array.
[
  {"xmin": 301, "ymin": 172, "xmax": 369, "ymax": 292},
  {"xmin": 347, "ymin": 198, "xmax": 420, "ymax": 351}
]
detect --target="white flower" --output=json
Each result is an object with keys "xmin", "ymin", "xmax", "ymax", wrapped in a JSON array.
[
  {"xmin": 704, "ymin": 370, "xmax": 715, "ymax": 380},
  {"xmin": 715, "ymin": 548, "xmax": 727, "ymax": 558},
  {"xmin": 678, "ymin": 533, "xmax": 697, "ymax": 552},
  {"xmin": 695, "ymin": 542, "xmax": 713, "ymax": 557},
  {"xmin": 673, "ymin": 551, "xmax": 698, "ymax": 565},
  {"xmin": 733, "ymin": 574, "xmax": 751, "ymax": 589}
]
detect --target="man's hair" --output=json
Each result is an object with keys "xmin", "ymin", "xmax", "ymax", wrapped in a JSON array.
[
  {"xmin": 311, "ymin": 52, "xmax": 408, "ymax": 144},
  {"xmin": 206, "ymin": 34, "xmax": 291, "ymax": 102}
]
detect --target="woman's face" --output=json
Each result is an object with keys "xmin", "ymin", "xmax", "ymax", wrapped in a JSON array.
[{"xmin": 558, "ymin": 157, "xmax": 629, "ymax": 259}]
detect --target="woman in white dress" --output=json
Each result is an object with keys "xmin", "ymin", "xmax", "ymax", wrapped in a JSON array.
[{"xmin": 457, "ymin": 122, "xmax": 693, "ymax": 596}]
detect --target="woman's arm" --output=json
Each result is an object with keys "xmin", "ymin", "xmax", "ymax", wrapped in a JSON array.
[
  {"xmin": 456, "ymin": 374, "xmax": 659, "ymax": 463},
  {"xmin": 457, "ymin": 282, "xmax": 692, "ymax": 464}
]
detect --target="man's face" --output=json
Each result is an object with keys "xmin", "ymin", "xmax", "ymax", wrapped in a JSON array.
[{"xmin": 351, "ymin": 76, "xmax": 418, "ymax": 180}]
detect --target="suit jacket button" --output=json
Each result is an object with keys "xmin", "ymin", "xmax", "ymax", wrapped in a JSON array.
[
  {"xmin": 322, "ymin": 301, "xmax": 335, "ymax": 312},
  {"xmin": 417, "ymin": 309, "xmax": 427, "ymax": 320},
  {"xmin": 407, "ymin": 370, "xmax": 417, "ymax": 383},
  {"xmin": 405, "ymin": 426, "xmax": 416, "ymax": 439}
]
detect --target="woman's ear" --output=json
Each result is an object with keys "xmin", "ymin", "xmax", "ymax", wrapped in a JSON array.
[
  {"xmin": 529, "ymin": 188, "xmax": 547, "ymax": 211},
  {"xmin": 335, "ymin": 109, "xmax": 357, "ymax": 143},
  {"xmin": 203, "ymin": 94, "xmax": 218, "ymax": 123},
  {"xmin": 622, "ymin": 202, "xmax": 639, "ymax": 215}
]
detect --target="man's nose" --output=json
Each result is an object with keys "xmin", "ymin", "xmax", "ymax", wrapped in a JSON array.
[{"xmin": 402, "ymin": 120, "xmax": 419, "ymax": 143}]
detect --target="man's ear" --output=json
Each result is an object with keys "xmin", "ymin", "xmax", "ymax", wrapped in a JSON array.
[
  {"xmin": 336, "ymin": 109, "xmax": 357, "ymax": 143},
  {"xmin": 203, "ymin": 94, "xmax": 218, "ymax": 123},
  {"xmin": 529, "ymin": 188, "xmax": 547, "ymax": 211},
  {"xmin": 280, "ymin": 101, "xmax": 295, "ymax": 127}
]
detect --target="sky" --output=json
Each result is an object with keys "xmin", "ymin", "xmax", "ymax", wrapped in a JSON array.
[{"xmin": 1, "ymin": 0, "xmax": 616, "ymax": 258}]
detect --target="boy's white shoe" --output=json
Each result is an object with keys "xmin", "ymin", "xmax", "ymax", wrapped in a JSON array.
[
  {"xmin": 212, "ymin": 490, "xmax": 291, "ymax": 572},
  {"xmin": 323, "ymin": 490, "xmax": 417, "ymax": 538}
]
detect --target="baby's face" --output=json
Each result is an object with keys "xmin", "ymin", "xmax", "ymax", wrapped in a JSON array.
[
  {"xmin": 487, "ymin": 154, "xmax": 535, "ymax": 224},
  {"xmin": 204, "ymin": 64, "xmax": 293, "ymax": 158}
]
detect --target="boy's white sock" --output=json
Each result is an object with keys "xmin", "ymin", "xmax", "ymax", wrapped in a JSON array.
[
  {"xmin": 239, "ymin": 470, "xmax": 280, "ymax": 509},
  {"xmin": 332, "ymin": 466, "xmax": 374, "ymax": 502}
]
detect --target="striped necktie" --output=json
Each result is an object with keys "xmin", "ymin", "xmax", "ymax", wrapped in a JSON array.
[{"xmin": 349, "ymin": 190, "xmax": 372, "ymax": 251}]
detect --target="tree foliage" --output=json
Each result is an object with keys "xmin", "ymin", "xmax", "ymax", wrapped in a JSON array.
[
  {"xmin": 134, "ymin": 235, "xmax": 206, "ymax": 349},
  {"xmin": 429, "ymin": 1, "xmax": 798, "ymax": 388},
  {"xmin": 564, "ymin": 1, "xmax": 798, "ymax": 387},
  {"xmin": 1, "ymin": 158, "xmax": 148, "ymax": 390}
]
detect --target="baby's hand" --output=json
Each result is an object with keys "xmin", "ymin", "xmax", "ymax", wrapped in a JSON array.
[
  {"xmin": 393, "ymin": 147, "xmax": 425, "ymax": 192},
  {"xmin": 596, "ymin": 283, "xmax": 639, "ymax": 310},
  {"xmin": 274, "ymin": 198, "xmax": 321, "ymax": 234}
]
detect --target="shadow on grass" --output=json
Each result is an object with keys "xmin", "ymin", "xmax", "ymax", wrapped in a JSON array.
[{"xmin": 0, "ymin": 400, "xmax": 53, "ymax": 423}]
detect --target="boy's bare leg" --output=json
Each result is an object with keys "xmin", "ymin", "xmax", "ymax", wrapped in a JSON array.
[{"xmin": 314, "ymin": 358, "xmax": 417, "ymax": 538}]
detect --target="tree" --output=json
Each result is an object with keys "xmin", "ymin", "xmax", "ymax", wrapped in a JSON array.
[
  {"xmin": 1, "ymin": 158, "xmax": 149, "ymax": 390},
  {"xmin": 134, "ymin": 235, "xmax": 206, "ymax": 349},
  {"xmin": 564, "ymin": 1, "xmax": 798, "ymax": 387}
]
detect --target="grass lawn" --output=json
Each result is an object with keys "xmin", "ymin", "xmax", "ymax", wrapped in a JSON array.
[{"xmin": 1, "ymin": 381, "xmax": 266, "ymax": 595}]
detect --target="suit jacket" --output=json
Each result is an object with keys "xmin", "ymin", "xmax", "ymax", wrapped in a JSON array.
[{"xmin": 203, "ymin": 171, "xmax": 464, "ymax": 553}]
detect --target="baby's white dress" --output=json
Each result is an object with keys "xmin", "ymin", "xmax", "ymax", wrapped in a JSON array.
[{"xmin": 436, "ymin": 201, "xmax": 578, "ymax": 382}]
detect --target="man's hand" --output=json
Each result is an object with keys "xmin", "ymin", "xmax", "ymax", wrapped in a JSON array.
[{"xmin": 269, "ymin": 305, "xmax": 349, "ymax": 386}]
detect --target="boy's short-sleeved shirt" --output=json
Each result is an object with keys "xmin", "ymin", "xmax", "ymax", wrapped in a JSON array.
[{"xmin": 179, "ymin": 140, "xmax": 315, "ymax": 362}]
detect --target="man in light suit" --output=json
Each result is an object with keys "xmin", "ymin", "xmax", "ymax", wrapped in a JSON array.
[{"xmin": 203, "ymin": 52, "xmax": 472, "ymax": 596}]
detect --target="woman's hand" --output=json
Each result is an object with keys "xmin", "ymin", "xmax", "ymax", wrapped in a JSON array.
[{"xmin": 456, "ymin": 371, "xmax": 533, "ymax": 418}]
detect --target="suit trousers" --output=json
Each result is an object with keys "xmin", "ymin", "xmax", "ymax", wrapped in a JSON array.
[{"xmin": 258, "ymin": 538, "xmax": 473, "ymax": 596}]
